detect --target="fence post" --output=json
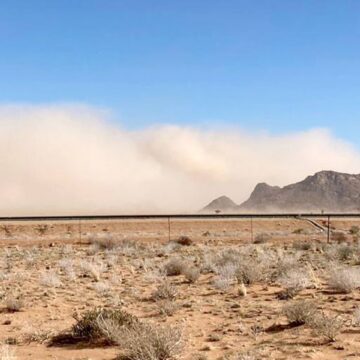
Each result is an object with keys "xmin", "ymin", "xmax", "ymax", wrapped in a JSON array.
[
  {"xmin": 168, "ymin": 216, "xmax": 171, "ymax": 242},
  {"xmin": 250, "ymin": 216, "xmax": 253, "ymax": 243},
  {"xmin": 327, "ymin": 215, "xmax": 330, "ymax": 243}
]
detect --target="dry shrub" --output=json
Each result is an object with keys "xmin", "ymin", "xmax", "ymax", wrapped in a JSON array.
[
  {"xmin": 49, "ymin": 308, "xmax": 138, "ymax": 346},
  {"xmin": 336, "ymin": 244, "xmax": 357, "ymax": 261},
  {"xmin": 115, "ymin": 322, "xmax": 183, "ymax": 360},
  {"xmin": 5, "ymin": 294, "xmax": 24, "ymax": 312},
  {"xmin": 35, "ymin": 224, "xmax": 48, "ymax": 236},
  {"xmin": 93, "ymin": 281, "xmax": 111, "ymax": 296},
  {"xmin": 117, "ymin": 240, "xmax": 144, "ymax": 257},
  {"xmin": 79, "ymin": 260, "xmax": 103, "ymax": 281},
  {"xmin": 175, "ymin": 236, "xmax": 193, "ymax": 246},
  {"xmin": 282, "ymin": 300, "xmax": 317, "ymax": 325},
  {"xmin": 90, "ymin": 234, "xmax": 118, "ymax": 250},
  {"xmin": 151, "ymin": 281, "xmax": 177, "ymax": 301},
  {"xmin": 0, "ymin": 345, "xmax": 16, "ymax": 360},
  {"xmin": 212, "ymin": 276, "xmax": 232, "ymax": 291},
  {"xmin": 254, "ymin": 233, "xmax": 271, "ymax": 244},
  {"xmin": 21, "ymin": 324, "xmax": 55, "ymax": 344},
  {"xmin": 183, "ymin": 267, "xmax": 200, "ymax": 283},
  {"xmin": 308, "ymin": 312, "xmax": 343, "ymax": 342},
  {"xmin": 272, "ymin": 254, "xmax": 299, "ymax": 279},
  {"xmin": 328, "ymin": 267, "xmax": 360, "ymax": 293},
  {"xmin": 353, "ymin": 307, "xmax": 360, "ymax": 327},
  {"xmin": 350, "ymin": 226, "xmax": 360, "ymax": 235},
  {"xmin": 332, "ymin": 231, "xmax": 347, "ymax": 243},
  {"xmin": 201, "ymin": 248, "xmax": 240, "ymax": 274},
  {"xmin": 157, "ymin": 300, "xmax": 179, "ymax": 316},
  {"xmin": 235, "ymin": 260, "xmax": 265, "ymax": 285},
  {"xmin": 163, "ymin": 258, "xmax": 187, "ymax": 276},
  {"xmin": 40, "ymin": 271, "xmax": 62, "ymax": 288},
  {"xmin": 278, "ymin": 269, "xmax": 312, "ymax": 298},
  {"xmin": 73, "ymin": 308, "xmax": 137, "ymax": 342},
  {"xmin": 1, "ymin": 225, "xmax": 12, "ymax": 237},
  {"xmin": 293, "ymin": 228, "xmax": 305, "ymax": 235},
  {"xmin": 292, "ymin": 240, "xmax": 311, "ymax": 251},
  {"xmin": 225, "ymin": 350, "xmax": 262, "ymax": 360}
]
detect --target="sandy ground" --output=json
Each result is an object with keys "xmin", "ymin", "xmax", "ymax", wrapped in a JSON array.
[{"xmin": 1, "ymin": 218, "xmax": 360, "ymax": 359}]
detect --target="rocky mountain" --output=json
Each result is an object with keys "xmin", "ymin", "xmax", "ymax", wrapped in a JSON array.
[
  {"xmin": 201, "ymin": 195, "xmax": 238, "ymax": 213},
  {"xmin": 202, "ymin": 171, "xmax": 360, "ymax": 213}
]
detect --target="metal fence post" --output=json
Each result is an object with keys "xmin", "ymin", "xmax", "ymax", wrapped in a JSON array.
[
  {"xmin": 168, "ymin": 216, "xmax": 171, "ymax": 242},
  {"xmin": 327, "ymin": 215, "xmax": 330, "ymax": 243},
  {"xmin": 250, "ymin": 216, "xmax": 253, "ymax": 242}
]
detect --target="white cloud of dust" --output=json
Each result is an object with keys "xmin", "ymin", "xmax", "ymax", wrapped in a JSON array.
[{"xmin": 0, "ymin": 104, "xmax": 359, "ymax": 215}]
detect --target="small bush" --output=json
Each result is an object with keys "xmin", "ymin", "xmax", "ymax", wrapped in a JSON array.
[
  {"xmin": 272, "ymin": 255, "xmax": 299, "ymax": 280},
  {"xmin": 293, "ymin": 228, "xmax": 305, "ymax": 235},
  {"xmin": 226, "ymin": 350, "xmax": 261, "ymax": 360},
  {"xmin": 336, "ymin": 244, "xmax": 357, "ymax": 261},
  {"xmin": 235, "ymin": 260, "xmax": 265, "ymax": 285},
  {"xmin": 350, "ymin": 226, "xmax": 360, "ymax": 235},
  {"xmin": 0, "ymin": 345, "xmax": 17, "ymax": 360},
  {"xmin": 151, "ymin": 281, "xmax": 177, "ymax": 301},
  {"xmin": 157, "ymin": 300, "xmax": 179, "ymax": 316},
  {"xmin": 114, "ymin": 322, "xmax": 183, "ymax": 360},
  {"xmin": 69, "ymin": 308, "xmax": 138, "ymax": 344},
  {"xmin": 308, "ymin": 312, "xmax": 343, "ymax": 342},
  {"xmin": 35, "ymin": 225, "xmax": 48, "ymax": 236},
  {"xmin": 282, "ymin": 300, "xmax": 317, "ymax": 325},
  {"xmin": 332, "ymin": 231, "xmax": 347, "ymax": 243},
  {"xmin": 183, "ymin": 267, "xmax": 200, "ymax": 283},
  {"xmin": 5, "ymin": 294, "xmax": 24, "ymax": 312},
  {"xmin": 79, "ymin": 260, "xmax": 103, "ymax": 281},
  {"xmin": 278, "ymin": 269, "xmax": 312, "ymax": 297},
  {"xmin": 1, "ymin": 225, "xmax": 12, "ymax": 237},
  {"xmin": 292, "ymin": 241, "xmax": 311, "ymax": 251},
  {"xmin": 39, "ymin": 271, "xmax": 62, "ymax": 288},
  {"xmin": 163, "ymin": 258, "xmax": 187, "ymax": 276},
  {"xmin": 212, "ymin": 276, "xmax": 232, "ymax": 291},
  {"xmin": 175, "ymin": 236, "xmax": 193, "ymax": 246},
  {"xmin": 93, "ymin": 281, "xmax": 111, "ymax": 296},
  {"xmin": 352, "ymin": 307, "xmax": 360, "ymax": 327},
  {"xmin": 328, "ymin": 267, "xmax": 360, "ymax": 293},
  {"xmin": 254, "ymin": 233, "xmax": 271, "ymax": 244},
  {"xmin": 90, "ymin": 234, "xmax": 118, "ymax": 250}
]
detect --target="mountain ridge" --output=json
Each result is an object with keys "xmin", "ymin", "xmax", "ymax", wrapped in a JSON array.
[{"xmin": 202, "ymin": 170, "xmax": 360, "ymax": 213}]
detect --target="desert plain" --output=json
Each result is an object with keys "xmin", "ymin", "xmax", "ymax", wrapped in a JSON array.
[{"xmin": 1, "ymin": 217, "xmax": 360, "ymax": 359}]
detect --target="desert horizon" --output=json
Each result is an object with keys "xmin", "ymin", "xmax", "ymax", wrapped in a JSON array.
[{"xmin": 2, "ymin": 1, "xmax": 360, "ymax": 359}]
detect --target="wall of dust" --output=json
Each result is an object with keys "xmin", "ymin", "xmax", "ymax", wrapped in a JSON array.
[{"xmin": 0, "ymin": 104, "xmax": 360, "ymax": 215}]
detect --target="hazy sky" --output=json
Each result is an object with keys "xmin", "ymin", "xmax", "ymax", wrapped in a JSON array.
[
  {"xmin": 1, "ymin": 1, "xmax": 360, "ymax": 214},
  {"xmin": 1, "ymin": 0, "xmax": 360, "ymax": 143}
]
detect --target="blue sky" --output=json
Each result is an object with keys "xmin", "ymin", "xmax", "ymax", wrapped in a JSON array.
[{"xmin": 1, "ymin": 0, "xmax": 360, "ymax": 143}]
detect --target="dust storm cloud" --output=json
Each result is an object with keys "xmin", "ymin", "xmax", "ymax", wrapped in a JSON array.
[{"xmin": 0, "ymin": 104, "xmax": 359, "ymax": 215}]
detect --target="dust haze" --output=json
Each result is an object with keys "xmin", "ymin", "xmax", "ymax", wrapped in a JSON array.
[{"xmin": 1, "ymin": 104, "xmax": 360, "ymax": 215}]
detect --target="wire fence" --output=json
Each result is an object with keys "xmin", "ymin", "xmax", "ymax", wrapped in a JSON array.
[{"xmin": 0, "ymin": 214, "xmax": 360, "ymax": 246}]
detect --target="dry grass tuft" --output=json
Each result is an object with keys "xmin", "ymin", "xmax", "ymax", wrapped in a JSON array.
[
  {"xmin": 4, "ymin": 294, "xmax": 24, "ymax": 313},
  {"xmin": 151, "ymin": 281, "xmax": 177, "ymax": 301},
  {"xmin": 89, "ymin": 234, "xmax": 118, "ymax": 250},
  {"xmin": 254, "ymin": 233, "xmax": 272, "ymax": 244},
  {"xmin": 183, "ymin": 267, "xmax": 200, "ymax": 283},
  {"xmin": 307, "ymin": 312, "xmax": 343, "ymax": 342},
  {"xmin": 327, "ymin": 267, "xmax": 360, "ymax": 294},
  {"xmin": 115, "ymin": 322, "xmax": 183, "ymax": 360},
  {"xmin": 163, "ymin": 258, "xmax": 187, "ymax": 276},
  {"xmin": 0, "ymin": 345, "xmax": 17, "ymax": 360},
  {"xmin": 282, "ymin": 300, "xmax": 317, "ymax": 325},
  {"xmin": 50, "ymin": 308, "xmax": 138, "ymax": 345}
]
